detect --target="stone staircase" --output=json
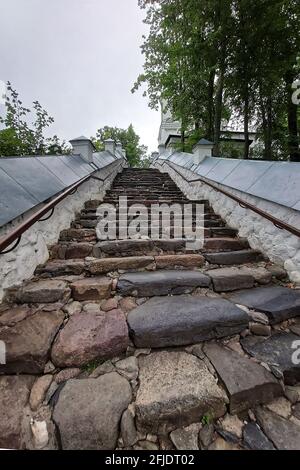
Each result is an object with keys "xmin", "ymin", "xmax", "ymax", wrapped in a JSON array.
[{"xmin": 0, "ymin": 167, "xmax": 300, "ymax": 450}]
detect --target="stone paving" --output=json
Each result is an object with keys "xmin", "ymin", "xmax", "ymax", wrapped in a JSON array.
[{"xmin": 0, "ymin": 168, "xmax": 300, "ymax": 450}]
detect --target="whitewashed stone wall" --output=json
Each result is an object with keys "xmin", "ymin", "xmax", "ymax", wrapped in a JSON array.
[
  {"xmin": 154, "ymin": 161, "xmax": 300, "ymax": 284},
  {"xmin": 0, "ymin": 163, "xmax": 124, "ymax": 302}
]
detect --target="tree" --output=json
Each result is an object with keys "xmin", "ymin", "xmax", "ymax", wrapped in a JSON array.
[
  {"xmin": 92, "ymin": 124, "xmax": 148, "ymax": 167},
  {"xmin": 134, "ymin": 0, "xmax": 300, "ymax": 161},
  {"xmin": 0, "ymin": 82, "xmax": 69, "ymax": 157}
]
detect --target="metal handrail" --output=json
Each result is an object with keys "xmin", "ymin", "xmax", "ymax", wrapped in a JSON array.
[
  {"xmin": 159, "ymin": 159, "xmax": 300, "ymax": 238},
  {"xmin": 0, "ymin": 159, "xmax": 124, "ymax": 254}
]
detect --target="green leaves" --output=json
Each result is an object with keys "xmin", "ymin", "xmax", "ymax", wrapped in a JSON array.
[
  {"xmin": 0, "ymin": 82, "xmax": 69, "ymax": 157},
  {"xmin": 135, "ymin": 0, "xmax": 300, "ymax": 160},
  {"xmin": 92, "ymin": 124, "xmax": 148, "ymax": 167}
]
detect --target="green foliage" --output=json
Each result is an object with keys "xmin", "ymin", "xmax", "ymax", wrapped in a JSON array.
[
  {"xmin": 134, "ymin": 0, "xmax": 300, "ymax": 161},
  {"xmin": 92, "ymin": 124, "xmax": 148, "ymax": 167},
  {"xmin": 81, "ymin": 359, "xmax": 105, "ymax": 373},
  {"xmin": 201, "ymin": 413, "xmax": 213, "ymax": 426},
  {"xmin": 0, "ymin": 82, "xmax": 70, "ymax": 157}
]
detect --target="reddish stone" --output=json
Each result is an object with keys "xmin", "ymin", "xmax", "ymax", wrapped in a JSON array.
[
  {"xmin": 71, "ymin": 277, "xmax": 112, "ymax": 301},
  {"xmin": 51, "ymin": 309, "xmax": 129, "ymax": 367}
]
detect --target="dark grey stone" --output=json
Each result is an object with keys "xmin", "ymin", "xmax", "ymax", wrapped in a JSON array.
[
  {"xmin": 229, "ymin": 286, "xmax": 300, "ymax": 324},
  {"xmin": 204, "ymin": 250, "xmax": 264, "ymax": 266},
  {"xmin": 204, "ymin": 343, "xmax": 282, "ymax": 414},
  {"xmin": 127, "ymin": 295, "xmax": 249, "ymax": 348},
  {"xmin": 241, "ymin": 332, "xmax": 300, "ymax": 385},
  {"xmin": 255, "ymin": 407, "xmax": 300, "ymax": 450},
  {"xmin": 206, "ymin": 268, "xmax": 254, "ymax": 292},
  {"xmin": 53, "ymin": 373, "xmax": 132, "ymax": 450},
  {"xmin": 243, "ymin": 423, "xmax": 275, "ymax": 450},
  {"xmin": 95, "ymin": 239, "xmax": 154, "ymax": 257},
  {"xmin": 117, "ymin": 270, "xmax": 211, "ymax": 297}
]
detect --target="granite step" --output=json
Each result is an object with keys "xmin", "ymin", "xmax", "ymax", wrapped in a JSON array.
[
  {"xmin": 203, "ymin": 343, "xmax": 282, "ymax": 414},
  {"xmin": 206, "ymin": 267, "xmax": 272, "ymax": 292},
  {"xmin": 229, "ymin": 286, "xmax": 300, "ymax": 324},
  {"xmin": 204, "ymin": 249, "xmax": 264, "ymax": 265},
  {"xmin": 127, "ymin": 295, "xmax": 249, "ymax": 348},
  {"xmin": 93, "ymin": 239, "xmax": 188, "ymax": 257},
  {"xmin": 241, "ymin": 332, "xmax": 300, "ymax": 385},
  {"xmin": 203, "ymin": 238, "xmax": 249, "ymax": 252},
  {"xmin": 117, "ymin": 270, "xmax": 211, "ymax": 297}
]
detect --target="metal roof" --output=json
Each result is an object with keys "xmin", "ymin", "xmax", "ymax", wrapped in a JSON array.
[
  {"xmin": 0, "ymin": 152, "xmax": 122, "ymax": 227},
  {"xmin": 166, "ymin": 152, "xmax": 300, "ymax": 212}
]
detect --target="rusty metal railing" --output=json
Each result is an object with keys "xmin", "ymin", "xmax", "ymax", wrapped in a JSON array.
[
  {"xmin": 0, "ymin": 159, "xmax": 124, "ymax": 254},
  {"xmin": 158, "ymin": 159, "xmax": 300, "ymax": 238}
]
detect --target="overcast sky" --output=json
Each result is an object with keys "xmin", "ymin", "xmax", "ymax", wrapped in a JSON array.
[{"xmin": 0, "ymin": 0, "xmax": 161, "ymax": 152}]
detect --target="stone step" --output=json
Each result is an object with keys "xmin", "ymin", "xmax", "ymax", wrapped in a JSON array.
[
  {"xmin": 203, "ymin": 343, "xmax": 282, "ymax": 414},
  {"xmin": 210, "ymin": 227, "xmax": 238, "ymax": 237},
  {"xmin": 204, "ymin": 249, "xmax": 264, "ymax": 265},
  {"xmin": 60, "ymin": 228, "xmax": 96, "ymax": 242},
  {"xmin": 13, "ymin": 279, "xmax": 70, "ymax": 304},
  {"xmin": 229, "ymin": 286, "xmax": 300, "ymax": 324},
  {"xmin": 241, "ymin": 332, "xmax": 300, "ymax": 385},
  {"xmin": 117, "ymin": 270, "xmax": 211, "ymax": 297},
  {"xmin": 127, "ymin": 295, "xmax": 249, "ymax": 348},
  {"xmin": 87, "ymin": 254, "xmax": 205, "ymax": 274},
  {"xmin": 206, "ymin": 266, "xmax": 272, "ymax": 292},
  {"xmin": 41, "ymin": 254, "xmax": 206, "ymax": 275},
  {"xmin": 50, "ymin": 242, "xmax": 94, "ymax": 260},
  {"xmin": 203, "ymin": 238, "xmax": 249, "ymax": 252},
  {"xmin": 93, "ymin": 239, "xmax": 188, "ymax": 257}
]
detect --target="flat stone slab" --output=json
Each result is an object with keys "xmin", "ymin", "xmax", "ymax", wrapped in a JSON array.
[
  {"xmin": 204, "ymin": 238, "xmax": 249, "ymax": 252},
  {"xmin": 53, "ymin": 373, "xmax": 132, "ymax": 449},
  {"xmin": 241, "ymin": 332, "xmax": 300, "ymax": 385},
  {"xmin": 155, "ymin": 254, "xmax": 205, "ymax": 269},
  {"xmin": 229, "ymin": 286, "xmax": 300, "ymax": 324},
  {"xmin": 94, "ymin": 239, "xmax": 154, "ymax": 257},
  {"xmin": 204, "ymin": 250, "xmax": 263, "ymax": 265},
  {"xmin": 127, "ymin": 296, "xmax": 249, "ymax": 348},
  {"xmin": 243, "ymin": 422, "xmax": 275, "ymax": 450},
  {"xmin": 136, "ymin": 351, "xmax": 227, "ymax": 434},
  {"xmin": 71, "ymin": 277, "xmax": 112, "ymax": 301},
  {"xmin": 117, "ymin": 270, "xmax": 211, "ymax": 297},
  {"xmin": 15, "ymin": 279, "xmax": 70, "ymax": 303},
  {"xmin": 51, "ymin": 309, "xmax": 128, "ymax": 368},
  {"xmin": 87, "ymin": 256, "xmax": 154, "ymax": 274},
  {"xmin": 255, "ymin": 407, "xmax": 300, "ymax": 450},
  {"xmin": 206, "ymin": 267, "xmax": 254, "ymax": 292},
  {"xmin": 204, "ymin": 343, "xmax": 282, "ymax": 414},
  {"xmin": 0, "ymin": 310, "xmax": 64, "ymax": 374},
  {"xmin": 36, "ymin": 260, "xmax": 85, "ymax": 276},
  {"xmin": 94, "ymin": 239, "xmax": 187, "ymax": 257},
  {"xmin": 0, "ymin": 375, "xmax": 35, "ymax": 449}
]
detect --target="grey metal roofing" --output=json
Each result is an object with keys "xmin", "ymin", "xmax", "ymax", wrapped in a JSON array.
[
  {"xmin": 195, "ymin": 138, "xmax": 213, "ymax": 146},
  {"xmin": 69, "ymin": 136, "xmax": 91, "ymax": 142},
  {"xmin": 0, "ymin": 151, "xmax": 122, "ymax": 227},
  {"xmin": 165, "ymin": 152, "xmax": 300, "ymax": 211}
]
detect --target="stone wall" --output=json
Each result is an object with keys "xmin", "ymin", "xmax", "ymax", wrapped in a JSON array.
[
  {"xmin": 153, "ymin": 160, "xmax": 300, "ymax": 284},
  {"xmin": 0, "ymin": 162, "xmax": 124, "ymax": 302}
]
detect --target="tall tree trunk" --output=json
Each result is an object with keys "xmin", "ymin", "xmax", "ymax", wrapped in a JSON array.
[
  {"xmin": 285, "ymin": 71, "xmax": 300, "ymax": 162},
  {"xmin": 206, "ymin": 69, "xmax": 215, "ymax": 140},
  {"xmin": 259, "ymin": 86, "xmax": 273, "ymax": 161},
  {"xmin": 243, "ymin": 87, "xmax": 250, "ymax": 159},
  {"xmin": 213, "ymin": 52, "xmax": 225, "ymax": 157}
]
